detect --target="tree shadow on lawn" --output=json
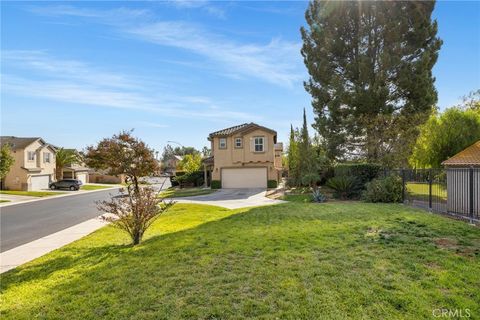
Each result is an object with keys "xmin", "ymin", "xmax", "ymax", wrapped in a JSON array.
[{"xmin": 2, "ymin": 202, "xmax": 479, "ymax": 319}]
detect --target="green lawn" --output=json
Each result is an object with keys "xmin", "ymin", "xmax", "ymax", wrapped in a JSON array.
[
  {"xmin": 406, "ymin": 182, "xmax": 447, "ymax": 201},
  {"xmin": 160, "ymin": 187, "xmax": 216, "ymax": 198},
  {"xmin": 281, "ymin": 193, "xmax": 313, "ymax": 202},
  {"xmin": 80, "ymin": 185, "xmax": 113, "ymax": 191},
  {"xmin": 1, "ymin": 202, "xmax": 479, "ymax": 319},
  {"xmin": 0, "ymin": 190, "xmax": 64, "ymax": 197},
  {"xmin": 0, "ymin": 200, "xmax": 10, "ymax": 203}
]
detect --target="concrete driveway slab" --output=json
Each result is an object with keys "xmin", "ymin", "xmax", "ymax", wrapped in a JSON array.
[{"xmin": 172, "ymin": 188, "xmax": 285, "ymax": 209}]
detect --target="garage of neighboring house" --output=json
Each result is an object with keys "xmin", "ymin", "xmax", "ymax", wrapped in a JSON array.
[
  {"xmin": 62, "ymin": 166, "xmax": 90, "ymax": 184},
  {"xmin": 30, "ymin": 175, "xmax": 50, "ymax": 190},
  {"xmin": 75, "ymin": 172, "xmax": 88, "ymax": 184},
  {"xmin": 221, "ymin": 167, "xmax": 267, "ymax": 188}
]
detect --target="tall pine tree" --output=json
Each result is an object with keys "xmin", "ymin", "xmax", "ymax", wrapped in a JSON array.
[{"xmin": 301, "ymin": 0, "xmax": 442, "ymax": 166}]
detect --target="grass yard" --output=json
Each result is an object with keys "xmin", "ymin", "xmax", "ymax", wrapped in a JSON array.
[
  {"xmin": 160, "ymin": 187, "xmax": 216, "ymax": 198},
  {"xmin": 0, "ymin": 190, "xmax": 64, "ymax": 197},
  {"xmin": 406, "ymin": 182, "xmax": 447, "ymax": 201},
  {"xmin": 1, "ymin": 202, "xmax": 479, "ymax": 319},
  {"xmin": 80, "ymin": 185, "xmax": 113, "ymax": 191},
  {"xmin": 0, "ymin": 200, "xmax": 10, "ymax": 203}
]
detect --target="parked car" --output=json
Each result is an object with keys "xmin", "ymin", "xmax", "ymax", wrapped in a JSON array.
[{"xmin": 49, "ymin": 179, "xmax": 83, "ymax": 191}]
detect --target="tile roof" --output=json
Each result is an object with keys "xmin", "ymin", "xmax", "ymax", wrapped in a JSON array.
[
  {"xmin": 208, "ymin": 123, "xmax": 276, "ymax": 139},
  {"xmin": 0, "ymin": 136, "xmax": 40, "ymax": 150},
  {"xmin": 442, "ymin": 140, "xmax": 480, "ymax": 166},
  {"xmin": 208, "ymin": 123, "xmax": 251, "ymax": 138}
]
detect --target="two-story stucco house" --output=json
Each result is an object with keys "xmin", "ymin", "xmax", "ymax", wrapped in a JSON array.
[
  {"xmin": 204, "ymin": 123, "xmax": 283, "ymax": 188},
  {"xmin": 0, "ymin": 136, "xmax": 56, "ymax": 191}
]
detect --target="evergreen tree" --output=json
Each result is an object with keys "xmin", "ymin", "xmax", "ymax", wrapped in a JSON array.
[
  {"xmin": 301, "ymin": 0, "xmax": 442, "ymax": 165},
  {"xmin": 287, "ymin": 125, "xmax": 300, "ymax": 185},
  {"xmin": 298, "ymin": 108, "xmax": 313, "ymax": 174}
]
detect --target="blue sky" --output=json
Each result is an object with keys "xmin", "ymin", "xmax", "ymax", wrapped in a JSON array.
[{"xmin": 1, "ymin": 1, "xmax": 479, "ymax": 154}]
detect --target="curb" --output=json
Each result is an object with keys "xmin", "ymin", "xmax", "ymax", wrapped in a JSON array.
[
  {"xmin": 0, "ymin": 186, "xmax": 123, "ymax": 208},
  {"xmin": 0, "ymin": 216, "xmax": 109, "ymax": 273}
]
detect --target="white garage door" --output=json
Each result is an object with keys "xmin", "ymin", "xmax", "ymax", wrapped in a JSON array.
[
  {"xmin": 76, "ymin": 173, "xmax": 88, "ymax": 184},
  {"xmin": 31, "ymin": 175, "xmax": 50, "ymax": 190},
  {"xmin": 222, "ymin": 168, "xmax": 267, "ymax": 188}
]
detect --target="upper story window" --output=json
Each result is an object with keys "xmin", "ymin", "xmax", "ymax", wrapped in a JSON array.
[
  {"xmin": 27, "ymin": 151, "xmax": 35, "ymax": 161},
  {"xmin": 254, "ymin": 137, "xmax": 265, "ymax": 152},
  {"xmin": 43, "ymin": 152, "xmax": 51, "ymax": 163},
  {"xmin": 235, "ymin": 137, "xmax": 242, "ymax": 148},
  {"xmin": 219, "ymin": 138, "xmax": 227, "ymax": 149}
]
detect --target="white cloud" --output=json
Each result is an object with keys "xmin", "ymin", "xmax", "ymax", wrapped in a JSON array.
[
  {"xmin": 128, "ymin": 21, "xmax": 303, "ymax": 87},
  {"xmin": 3, "ymin": 50, "xmax": 137, "ymax": 89},
  {"xmin": 167, "ymin": 0, "xmax": 226, "ymax": 19},
  {"xmin": 28, "ymin": 5, "xmax": 303, "ymax": 87},
  {"xmin": 27, "ymin": 5, "xmax": 151, "ymax": 22},
  {"xmin": 2, "ymin": 51, "xmax": 259, "ymax": 122}
]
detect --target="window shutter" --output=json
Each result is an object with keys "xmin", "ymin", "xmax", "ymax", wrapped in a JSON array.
[
  {"xmin": 263, "ymin": 136, "xmax": 268, "ymax": 152},
  {"xmin": 250, "ymin": 137, "xmax": 254, "ymax": 152}
]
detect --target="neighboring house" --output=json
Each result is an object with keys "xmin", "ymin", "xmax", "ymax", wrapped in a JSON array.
[
  {"xmin": 163, "ymin": 155, "xmax": 183, "ymax": 175},
  {"xmin": 61, "ymin": 149, "xmax": 91, "ymax": 184},
  {"xmin": 205, "ymin": 123, "xmax": 283, "ymax": 188},
  {"xmin": 0, "ymin": 136, "xmax": 56, "ymax": 191},
  {"xmin": 442, "ymin": 140, "xmax": 480, "ymax": 217}
]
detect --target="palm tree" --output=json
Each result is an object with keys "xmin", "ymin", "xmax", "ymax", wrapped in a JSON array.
[{"xmin": 55, "ymin": 148, "xmax": 79, "ymax": 180}]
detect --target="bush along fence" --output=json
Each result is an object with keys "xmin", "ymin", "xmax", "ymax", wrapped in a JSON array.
[{"xmin": 385, "ymin": 168, "xmax": 479, "ymax": 224}]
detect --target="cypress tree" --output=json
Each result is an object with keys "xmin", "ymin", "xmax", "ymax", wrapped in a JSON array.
[{"xmin": 287, "ymin": 124, "xmax": 299, "ymax": 185}]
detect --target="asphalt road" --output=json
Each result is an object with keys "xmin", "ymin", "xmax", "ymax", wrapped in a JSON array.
[{"xmin": 0, "ymin": 177, "xmax": 171, "ymax": 252}]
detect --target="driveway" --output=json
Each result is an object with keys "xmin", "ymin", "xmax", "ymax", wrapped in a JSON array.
[{"xmin": 172, "ymin": 188, "xmax": 285, "ymax": 209}]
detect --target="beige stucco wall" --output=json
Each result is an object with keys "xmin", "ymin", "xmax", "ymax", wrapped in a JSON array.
[
  {"xmin": 89, "ymin": 173, "xmax": 125, "ymax": 184},
  {"xmin": 3, "ymin": 141, "xmax": 56, "ymax": 190},
  {"xmin": 211, "ymin": 129, "xmax": 281, "ymax": 182}
]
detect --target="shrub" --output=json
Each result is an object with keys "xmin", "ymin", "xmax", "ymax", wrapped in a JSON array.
[
  {"xmin": 363, "ymin": 175, "xmax": 403, "ymax": 203},
  {"xmin": 211, "ymin": 180, "xmax": 221, "ymax": 189},
  {"xmin": 174, "ymin": 171, "xmax": 204, "ymax": 187},
  {"xmin": 326, "ymin": 176, "xmax": 360, "ymax": 199},
  {"xmin": 267, "ymin": 180, "xmax": 278, "ymax": 188},
  {"xmin": 334, "ymin": 163, "xmax": 382, "ymax": 188},
  {"xmin": 318, "ymin": 165, "xmax": 334, "ymax": 185},
  {"xmin": 170, "ymin": 171, "xmax": 185, "ymax": 187},
  {"xmin": 300, "ymin": 171, "xmax": 320, "ymax": 187},
  {"xmin": 97, "ymin": 187, "xmax": 174, "ymax": 245},
  {"xmin": 311, "ymin": 187, "xmax": 327, "ymax": 203}
]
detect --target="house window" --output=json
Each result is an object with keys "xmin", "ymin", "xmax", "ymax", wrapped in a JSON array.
[
  {"xmin": 235, "ymin": 137, "xmax": 242, "ymax": 148},
  {"xmin": 219, "ymin": 138, "xmax": 227, "ymax": 149},
  {"xmin": 27, "ymin": 151, "xmax": 35, "ymax": 161},
  {"xmin": 254, "ymin": 137, "xmax": 265, "ymax": 152},
  {"xmin": 43, "ymin": 152, "xmax": 51, "ymax": 163}
]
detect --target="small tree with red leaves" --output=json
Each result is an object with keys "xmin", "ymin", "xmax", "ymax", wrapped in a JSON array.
[{"xmin": 85, "ymin": 130, "xmax": 173, "ymax": 245}]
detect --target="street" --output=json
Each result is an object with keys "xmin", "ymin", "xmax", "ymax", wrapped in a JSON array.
[{"xmin": 0, "ymin": 177, "xmax": 170, "ymax": 252}]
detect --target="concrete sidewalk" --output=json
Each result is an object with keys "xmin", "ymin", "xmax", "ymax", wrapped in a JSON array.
[
  {"xmin": 0, "ymin": 216, "xmax": 108, "ymax": 273},
  {"xmin": 0, "ymin": 194, "xmax": 38, "ymax": 204}
]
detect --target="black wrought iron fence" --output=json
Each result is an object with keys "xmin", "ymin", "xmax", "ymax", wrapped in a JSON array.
[{"xmin": 385, "ymin": 168, "xmax": 479, "ymax": 223}]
